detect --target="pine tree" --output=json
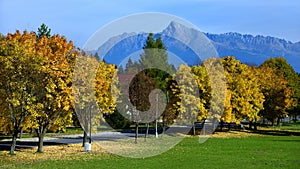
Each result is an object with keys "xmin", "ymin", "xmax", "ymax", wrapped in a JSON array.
[{"xmin": 37, "ymin": 23, "xmax": 51, "ymax": 39}]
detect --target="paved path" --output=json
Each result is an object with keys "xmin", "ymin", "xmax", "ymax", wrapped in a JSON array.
[{"xmin": 0, "ymin": 132, "xmax": 146, "ymax": 150}]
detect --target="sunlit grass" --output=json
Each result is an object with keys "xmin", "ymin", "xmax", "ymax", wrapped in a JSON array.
[{"xmin": 1, "ymin": 134, "xmax": 300, "ymax": 169}]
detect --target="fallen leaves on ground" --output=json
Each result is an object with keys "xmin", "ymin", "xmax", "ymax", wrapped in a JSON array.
[{"xmin": 0, "ymin": 143, "xmax": 109, "ymax": 164}]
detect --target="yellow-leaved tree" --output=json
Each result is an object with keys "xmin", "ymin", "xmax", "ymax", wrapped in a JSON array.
[
  {"xmin": 73, "ymin": 54, "xmax": 118, "ymax": 146},
  {"xmin": 194, "ymin": 58, "xmax": 227, "ymax": 133},
  {"xmin": 72, "ymin": 54, "xmax": 99, "ymax": 146},
  {"xmin": 95, "ymin": 60, "xmax": 119, "ymax": 116},
  {"xmin": 33, "ymin": 33, "xmax": 78, "ymax": 152},
  {"xmin": 171, "ymin": 64, "xmax": 206, "ymax": 135},
  {"xmin": 0, "ymin": 31, "xmax": 42, "ymax": 154},
  {"xmin": 0, "ymin": 26, "xmax": 79, "ymax": 153},
  {"xmin": 222, "ymin": 56, "xmax": 264, "ymax": 130},
  {"xmin": 257, "ymin": 65, "xmax": 293, "ymax": 126}
]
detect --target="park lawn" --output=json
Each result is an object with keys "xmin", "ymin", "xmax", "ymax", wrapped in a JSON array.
[
  {"xmin": 271, "ymin": 121, "xmax": 300, "ymax": 131},
  {"xmin": 1, "ymin": 135, "xmax": 299, "ymax": 169}
]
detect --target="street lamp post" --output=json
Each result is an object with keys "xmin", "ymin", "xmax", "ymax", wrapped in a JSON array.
[
  {"xmin": 84, "ymin": 104, "xmax": 93, "ymax": 152},
  {"xmin": 155, "ymin": 93, "xmax": 158, "ymax": 138},
  {"xmin": 89, "ymin": 105, "xmax": 92, "ymax": 144}
]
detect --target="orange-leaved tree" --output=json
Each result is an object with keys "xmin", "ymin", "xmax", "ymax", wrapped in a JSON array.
[
  {"xmin": 257, "ymin": 65, "xmax": 293, "ymax": 126},
  {"xmin": 33, "ymin": 32, "xmax": 78, "ymax": 152}
]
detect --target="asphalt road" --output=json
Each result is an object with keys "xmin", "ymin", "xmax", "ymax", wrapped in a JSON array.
[
  {"xmin": 0, "ymin": 126, "xmax": 195, "ymax": 150},
  {"xmin": 0, "ymin": 132, "xmax": 144, "ymax": 150}
]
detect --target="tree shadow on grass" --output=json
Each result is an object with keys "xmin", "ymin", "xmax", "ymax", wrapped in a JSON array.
[
  {"xmin": 0, "ymin": 141, "xmax": 67, "ymax": 151},
  {"xmin": 241, "ymin": 128, "xmax": 300, "ymax": 137}
]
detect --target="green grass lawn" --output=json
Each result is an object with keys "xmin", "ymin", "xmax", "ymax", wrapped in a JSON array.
[
  {"xmin": 2, "ymin": 135, "xmax": 300, "ymax": 169},
  {"xmin": 275, "ymin": 121, "xmax": 300, "ymax": 131}
]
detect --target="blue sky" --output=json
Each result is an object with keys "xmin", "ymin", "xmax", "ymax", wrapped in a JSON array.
[{"xmin": 0, "ymin": 0, "xmax": 299, "ymax": 48}]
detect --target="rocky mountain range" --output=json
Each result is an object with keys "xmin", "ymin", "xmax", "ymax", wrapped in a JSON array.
[
  {"xmin": 92, "ymin": 21, "xmax": 300, "ymax": 72},
  {"xmin": 205, "ymin": 32, "xmax": 300, "ymax": 71}
]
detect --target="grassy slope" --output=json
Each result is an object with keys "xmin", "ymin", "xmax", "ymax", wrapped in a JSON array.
[{"xmin": 3, "ymin": 135, "xmax": 299, "ymax": 169}]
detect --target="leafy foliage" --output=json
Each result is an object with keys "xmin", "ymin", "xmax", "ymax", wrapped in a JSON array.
[
  {"xmin": 73, "ymin": 54, "xmax": 118, "ymax": 145},
  {"xmin": 0, "ymin": 31, "xmax": 43, "ymax": 154},
  {"xmin": 258, "ymin": 65, "xmax": 293, "ymax": 125},
  {"xmin": 171, "ymin": 64, "xmax": 205, "ymax": 135},
  {"xmin": 262, "ymin": 57, "xmax": 300, "ymax": 121},
  {"xmin": 33, "ymin": 33, "xmax": 78, "ymax": 152},
  {"xmin": 221, "ymin": 56, "xmax": 264, "ymax": 126},
  {"xmin": 0, "ymin": 28, "xmax": 79, "ymax": 153}
]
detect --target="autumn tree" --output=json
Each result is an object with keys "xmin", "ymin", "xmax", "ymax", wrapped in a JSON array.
[
  {"xmin": 95, "ymin": 60, "xmax": 119, "ymax": 139},
  {"xmin": 73, "ymin": 54, "xmax": 98, "ymax": 146},
  {"xmin": 73, "ymin": 55, "xmax": 118, "ymax": 146},
  {"xmin": 0, "ymin": 81, "xmax": 12, "ymax": 135},
  {"xmin": 221, "ymin": 56, "xmax": 245, "ymax": 124},
  {"xmin": 95, "ymin": 61, "xmax": 119, "ymax": 116},
  {"xmin": 193, "ymin": 58, "xmax": 227, "ymax": 132},
  {"xmin": 191, "ymin": 65, "xmax": 211, "ymax": 116},
  {"xmin": 171, "ymin": 64, "xmax": 206, "ymax": 135},
  {"xmin": 33, "ymin": 33, "xmax": 78, "ymax": 152},
  {"xmin": 0, "ymin": 31, "xmax": 42, "ymax": 154},
  {"xmin": 221, "ymin": 56, "xmax": 264, "ymax": 129},
  {"xmin": 0, "ymin": 25, "xmax": 79, "ymax": 153},
  {"xmin": 189, "ymin": 64, "xmax": 210, "ymax": 134},
  {"xmin": 246, "ymin": 66, "xmax": 265, "ymax": 130},
  {"xmin": 261, "ymin": 57, "xmax": 300, "ymax": 122},
  {"xmin": 258, "ymin": 65, "xmax": 293, "ymax": 126}
]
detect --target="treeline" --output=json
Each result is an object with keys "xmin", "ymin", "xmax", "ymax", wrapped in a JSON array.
[
  {"xmin": 0, "ymin": 27, "xmax": 299, "ymax": 154},
  {"xmin": 122, "ymin": 56, "xmax": 300, "ymax": 134},
  {"xmin": 119, "ymin": 33, "xmax": 300, "ymax": 136},
  {"xmin": 0, "ymin": 25, "xmax": 117, "ymax": 154}
]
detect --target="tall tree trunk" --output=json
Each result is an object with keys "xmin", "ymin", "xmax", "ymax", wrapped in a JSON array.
[
  {"xmin": 254, "ymin": 122, "xmax": 257, "ymax": 130},
  {"xmin": 212, "ymin": 118, "xmax": 218, "ymax": 133},
  {"xmin": 19, "ymin": 128, "xmax": 23, "ymax": 139},
  {"xmin": 293, "ymin": 115, "xmax": 297, "ymax": 123},
  {"xmin": 144, "ymin": 123, "xmax": 149, "ymax": 142},
  {"xmin": 220, "ymin": 121, "xmax": 224, "ymax": 132},
  {"xmin": 162, "ymin": 115, "xmax": 166, "ymax": 137},
  {"xmin": 37, "ymin": 133, "xmax": 45, "ymax": 153},
  {"xmin": 135, "ymin": 122, "xmax": 138, "ymax": 144},
  {"xmin": 37, "ymin": 126, "xmax": 46, "ymax": 153},
  {"xmin": 254, "ymin": 118, "xmax": 258, "ymax": 131},
  {"xmin": 277, "ymin": 118, "xmax": 280, "ymax": 126},
  {"xmin": 203, "ymin": 122, "xmax": 206, "ymax": 135},
  {"xmin": 192, "ymin": 122, "xmax": 196, "ymax": 136},
  {"xmin": 10, "ymin": 129, "xmax": 18, "ymax": 154},
  {"xmin": 82, "ymin": 131, "xmax": 87, "ymax": 147},
  {"xmin": 228, "ymin": 123, "xmax": 231, "ymax": 131},
  {"xmin": 249, "ymin": 121, "xmax": 253, "ymax": 130}
]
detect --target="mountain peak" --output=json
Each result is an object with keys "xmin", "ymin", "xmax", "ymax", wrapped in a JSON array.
[
  {"xmin": 162, "ymin": 21, "xmax": 205, "ymax": 43},
  {"xmin": 167, "ymin": 21, "xmax": 182, "ymax": 29},
  {"xmin": 163, "ymin": 21, "xmax": 186, "ymax": 35}
]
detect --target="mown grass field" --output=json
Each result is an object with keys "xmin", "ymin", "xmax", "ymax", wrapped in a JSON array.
[{"xmin": 1, "ymin": 133, "xmax": 300, "ymax": 169}]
